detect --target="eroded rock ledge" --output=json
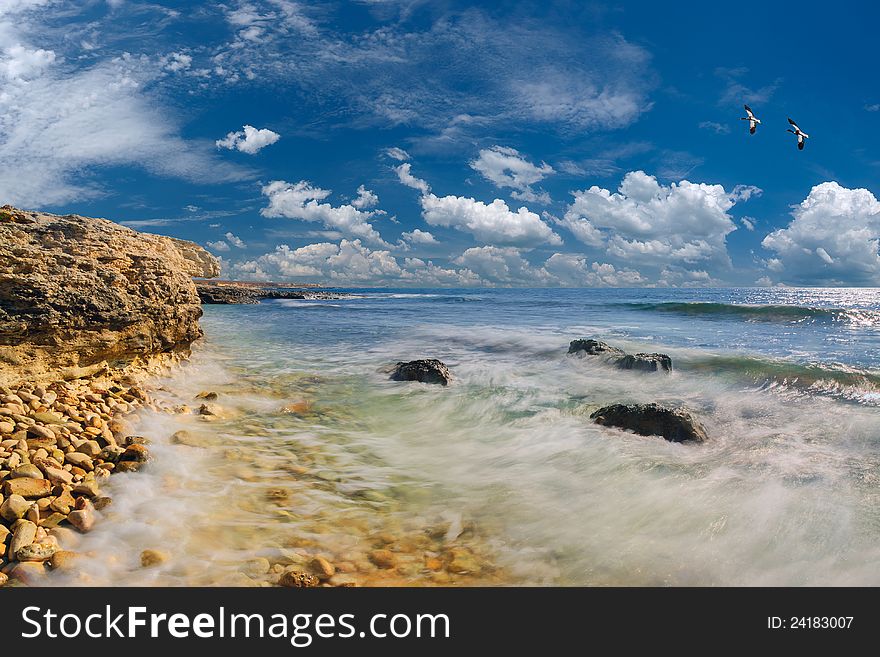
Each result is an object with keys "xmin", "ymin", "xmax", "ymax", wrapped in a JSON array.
[{"xmin": 0, "ymin": 206, "xmax": 219, "ymax": 386}]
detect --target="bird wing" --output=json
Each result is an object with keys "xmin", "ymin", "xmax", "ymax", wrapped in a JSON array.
[
  {"xmin": 744, "ymin": 104, "xmax": 754, "ymax": 118},
  {"xmin": 788, "ymin": 117, "xmax": 800, "ymax": 131}
]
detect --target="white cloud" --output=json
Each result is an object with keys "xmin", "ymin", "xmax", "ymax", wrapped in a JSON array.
[
  {"xmin": 400, "ymin": 228, "xmax": 437, "ymax": 244},
  {"xmin": 0, "ymin": 53, "xmax": 247, "ymax": 207},
  {"xmin": 470, "ymin": 145, "xmax": 554, "ymax": 204},
  {"xmin": 216, "ymin": 124, "xmax": 280, "ymax": 154},
  {"xmin": 731, "ymin": 184, "xmax": 762, "ymax": 202},
  {"xmin": 394, "ymin": 163, "xmax": 430, "ymax": 194},
  {"xmin": 761, "ymin": 182, "xmax": 880, "ymax": 285},
  {"xmin": 384, "ymin": 146, "xmax": 410, "ymax": 161},
  {"xmin": 544, "ymin": 253, "xmax": 646, "ymax": 287},
  {"xmin": 260, "ymin": 180, "xmax": 387, "ymax": 244},
  {"xmin": 420, "ymin": 192, "xmax": 561, "ymax": 247},
  {"xmin": 453, "ymin": 246, "xmax": 552, "ymax": 285},
  {"xmin": 162, "ymin": 52, "xmax": 191, "ymax": 73},
  {"xmin": 865, "ymin": 103, "xmax": 880, "ymax": 112},
  {"xmin": 230, "ymin": 239, "xmax": 477, "ymax": 286},
  {"xmin": 1, "ymin": 43, "xmax": 56, "ymax": 81},
  {"xmin": 224, "ymin": 231, "xmax": 246, "ymax": 248},
  {"xmin": 351, "ymin": 184, "xmax": 379, "ymax": 209},
  {"xmin": 740, "ymin": 216, "xmax": 755, "ymax": 231},
  {"xmin": 561, "ymin": 171, "xmax": 738, "ymax": 274},
  {"xmin": 207, "ymin": 240, "xmax": 230, "ymax": 252}
]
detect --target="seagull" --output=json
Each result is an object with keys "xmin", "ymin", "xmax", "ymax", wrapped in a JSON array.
[
  {"xmin": 787, "ymin": 117, "xmax": 809, "ymax": 150},
  {"xmin": 741, "ymin": 104, "xmax": 761, "ymax": 134}
]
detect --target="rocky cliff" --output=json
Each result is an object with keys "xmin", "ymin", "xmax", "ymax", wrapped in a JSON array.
[{"xmin": 0, "ymin": 206, "xmax": 219, "ymax": 385}]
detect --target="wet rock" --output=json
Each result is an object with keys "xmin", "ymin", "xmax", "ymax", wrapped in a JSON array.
[
  {"xmin": 42, "ymin": 465, "xmax": 73, "ymax": 485},
  {"xmin": 310, "ymin": 556, "xmax": 336, "ymax": 579},
  {"xmin": 140, "ymin": 549, "xmax": 169, "ymax": 568},
  {"xmin": 568, "ymin": 339, "xmax": 624, "ymax": 357},
  {"xmin": 368, "ymin": 549, "xmax": 398, "ymax": 569},
  {"xmin": 7, "ymin": 561, "xmax": 48, "ymax": 585},
  {"xmin": 67, "ymin": 498, "xmax": 96, "ymax": 532},
  {"xmin": 278, "ymin": 570, "xmax": 320, "ymax": 588},
  {"xmin": 446, "ymin": 547, "xmax": 482, "ymax": 574},
  {"xmin": 390, "ymin": 359, "xmax": 451, "ymax": 386},
  {"xmin": 617, "ymin": 353, "xmax": 673, "ymax": 373},
  {"xmin": 120, "ymin": 444, "xmax": 150, "ymax": 462},
  {"xmin": 16, "ymin": 542, "xmax": 57, "ymax": 562},
  {"xmin": 72, "ymin": 480, "xmax": 100, "ymax": 498},
  {"xmin": 280, "ymin": 401, "xmax": 312, "ymax": 415},
  {"xmin": 64, "ymin": 452, "xmax": 94, "ymax": 470},
  {"xmin": 195, "ymin": 391, "xmax": 218, "ymax": 401},
  {"xmin": 0, "ymin": 572, "xmax": 7, "ymax": 586},
  {"xmin": 590, "ymin": 403, "xmax": 708, "ymax": 443},
  {"xmin": 242, "ymin": 557, "xmax": 271, "ymax": 576},
  {"xmin": 48, "ymin": 550, "xmax": 81, "ymax": 570},
  {"xmin": 170, "ymin": 430, "xmax": 208, "ymax": 448}
]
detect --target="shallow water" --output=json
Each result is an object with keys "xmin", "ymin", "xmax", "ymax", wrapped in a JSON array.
[{"xmin": 55, "ymin": 288, "xmax": 880, "ymax": 586}]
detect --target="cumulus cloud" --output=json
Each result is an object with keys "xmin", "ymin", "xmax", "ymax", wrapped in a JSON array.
[
  {"xmin": 761, "ymin": 182, "xmax": 880, "ymax": 285},
  {"xmin": 560, "ymin": 171, "xmax": 739, "ymax": 275},
  {"xmin": 400, "ymin": 228, "xmax": 437, "ymax": 244},
  {"xmin": 470, "ymin": 146, "xmax": 554, "ymax": 204},
  {"xmin": 351, "ymin": 184, "xmax": 379, "ymax": 209},
  {"xmin": 394, "ymin": 163, "xmax": 430, "ymax": 194},
  {"xmin": 453, "ymin": 246, "xmax": 552, "ymax": 284},
  {"xmin": 260, "ymin": 180, "xmax": 387, "ymax": 244},
  {"xmin": 420, "ymin": 192, "xmax": 561, "ymax": 247},
  {"xmin": 161, "ymin": 52, "xmax": 191, "ymax": 73},
  {"xmin": 230, "ymin": 239, "xmax": 478, "ymax": 286},
  {"xmin": 544, "ymin": 253, "xmax": 646, "ymax": 287},
  {"xmin": 207, "ymin": 240, "xmax": 230, "ymax": 252},
  {"xmin": 0, "ymin": 43, "xmax": 56, "ymax": 82},
  {"xmin": 216, "ymin": 124, "xmax": 280, "ymax": 154},
  {"xmin": 224, "ymin": 231, "xmax": 246, "ymax": 247}
]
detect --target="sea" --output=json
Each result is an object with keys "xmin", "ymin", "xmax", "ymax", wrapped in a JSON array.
[{"xmin": 53, "ymin": 287, "xmax": 880, "ymax": 586}]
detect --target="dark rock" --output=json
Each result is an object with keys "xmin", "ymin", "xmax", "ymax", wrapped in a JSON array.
[
  {"xmin": 568, "ymin": 338, "xmax": 672, "ymax": 373},
  {"xmin": 590, "ymin": 403, "xmax": 708, "ymax": 443},
  {"xmin": 617, "ymin": 353, "xmax": 673, "ymax": 372},
  {"xmin": 568, "ymin": 339, "xmax": 624, "ymax": 357},
  {"xmin": 390, "ymin": 359, "xmax": 451, "ymax": 386},
  {"xmin": 196, "ymin": 282, "xmax": 349, "ymax": 305}
]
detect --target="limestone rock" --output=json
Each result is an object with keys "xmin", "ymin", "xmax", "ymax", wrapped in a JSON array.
[{"xmin": 0, "ymin": 206, "xmax": 219, "ymax": 386}]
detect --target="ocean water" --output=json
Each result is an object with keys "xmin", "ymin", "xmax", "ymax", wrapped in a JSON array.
[{"xmin": 56, "ymin": 288, "xmax": 880, "ymax": 586}]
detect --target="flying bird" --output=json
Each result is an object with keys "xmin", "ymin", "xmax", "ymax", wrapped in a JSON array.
[
  {"xmin": 787, "ymin": 117, "xmax": 810, "ymax": 150},
  {"xmin": 741, "ymin": 104, "xmax": 761, "ymax": 134}
]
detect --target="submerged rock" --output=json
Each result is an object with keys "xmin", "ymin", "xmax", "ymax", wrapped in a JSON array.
[
  {"xmin": 590, "ymin": 403, "xmax": 708, "ymax": 443},
  {"xmin": 390, "ymin": 359, "xmax": 451, "ymax": 386}
]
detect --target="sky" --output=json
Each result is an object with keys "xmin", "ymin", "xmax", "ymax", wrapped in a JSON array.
[{"xmin": 2, "ymin": 0, "xmax": 879, "ymax": 288}]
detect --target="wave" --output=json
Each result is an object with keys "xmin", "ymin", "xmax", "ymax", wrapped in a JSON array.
[
  {"xmin": 681, "ymin": 353, "xmax": 880, "ymax": 405},
  {"xmin": 620, "ymin": 302, "xmax": 880, "ymax": 325}
]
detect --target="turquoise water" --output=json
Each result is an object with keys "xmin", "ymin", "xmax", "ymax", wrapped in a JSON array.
[{"xmin": 64, "ymin": 288, "xmax": 880, "ymax": 586}]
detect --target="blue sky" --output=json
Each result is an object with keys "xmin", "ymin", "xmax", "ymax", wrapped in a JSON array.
[{"xmin": 2, "ymin": 0, "xmax": 879, "ymax": 287}]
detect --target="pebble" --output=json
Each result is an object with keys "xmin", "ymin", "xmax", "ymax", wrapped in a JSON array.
[
  {"xmin": 3, "ymin": 477, "xmax": 51, "ymax": 499},
  {"xmin": 10, "ymin": 464, "xmax": 43, "ymax": 480},
  {"xmin": 48, "ymin": 550, "xmax": 80, "ymax": 570},
  {"xmin": 368, "ymin": 549, "xmax": 398, "ymax": 569},
  {"xmin": 279, "ymin": 571, "xmax": 320, "ymax": 588},
  {"xmin": 310, "ymin": 556, "xmax": 336, "ymax": 579},
  {"xmin": 16, "ymin": 542, "xmax": 57, "ymax": 562},
  {"xmin": 140, "ymin": 549, "xmax": 169, "ymax": 568},
  {"xmin": 9, "ymin": 520, "xmax": 37, "ymax": 559},
  {"xmin": 0, "ymin": 494, "xmax": 31, "ymax": 521},
  {"xmin": 67, "ymin": 499, "xmax": 96, "ymax": 533}
]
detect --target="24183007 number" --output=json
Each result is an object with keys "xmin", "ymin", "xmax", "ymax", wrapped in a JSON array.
[{"xmin": 768, "ymin": 617, "xmax": 854, "ymax": 629}]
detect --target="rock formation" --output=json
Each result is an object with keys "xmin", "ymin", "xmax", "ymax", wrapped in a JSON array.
[
  {"xmin": 590, "ymin": 403, "xmax": 708, "ymax": 443},
  {"xmin": 196, "ymin": 282, "xmax": 348, "ymax": 304},
  {"xmin": 0, "ymin": 206, "xmax": 219, "ymax": 385},
  {"xmin": 568, "ymin": 338, "xmax": 673, "ymax": 373}
]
